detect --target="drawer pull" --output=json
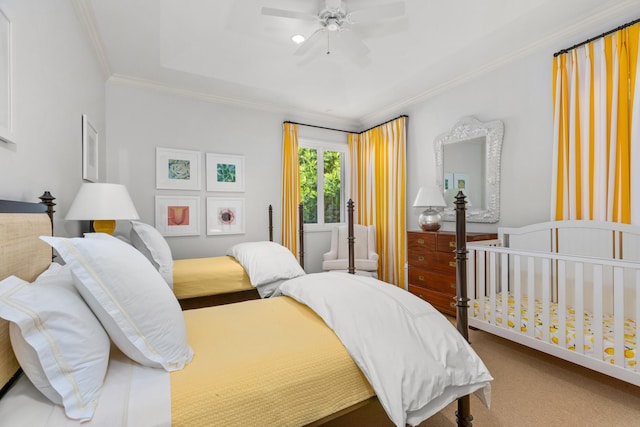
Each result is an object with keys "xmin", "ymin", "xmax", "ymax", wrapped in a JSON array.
[
  {"xmin": 418, "ymin": 275, "xmax": 424, "ymax": 281},
  {"xmin": 417, "ymin": 294, "xmax": 424, "ymax": 300},
  {"xmin": 450, "ymin": 302, "xmax": 456, "ymax": 308},
  {"xmin": 418, "ymin": 238, "xmax": 424, "ymax": 244},
  {"xmin": 450, "ymin": 283, "xmax": 456, "ymax": 289},
  {"xmin": 449, "ymin": 261, "xmax": 456, "ymax": 268},
  {"xmin": 418, "ymin": 256, "xmax": 425, "ymax": 262},
  {"xmin": 449, "ymin": 241, "xmax": 456, "ymax": 248}
]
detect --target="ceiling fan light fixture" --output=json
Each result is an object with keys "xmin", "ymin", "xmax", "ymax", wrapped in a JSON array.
[
  {"xmin": 291, "ymin": 34, "xmax": 305, "ymax": 44},
  {"xmin": 325, "ymin": 17, "xmax": 340, "ymax": 32}
]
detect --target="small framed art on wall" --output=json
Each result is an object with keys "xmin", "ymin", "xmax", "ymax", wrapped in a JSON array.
[{"xmin": 155, "ymin": 195, "xmax": 200, "ymax": 236}]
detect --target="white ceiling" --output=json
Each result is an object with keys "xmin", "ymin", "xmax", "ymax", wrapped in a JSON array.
[{"xmin": 80, "ymin": 0, "xmax": 640, "ymax": 128}]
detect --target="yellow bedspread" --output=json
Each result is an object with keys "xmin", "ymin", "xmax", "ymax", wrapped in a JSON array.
[
  {"xmin": 170, "ymin": 297, "xmax": 375, "ymax": 427},
  {"xmin": 172, "ymin": 256, "xmax": 253, "ymax": 299}
]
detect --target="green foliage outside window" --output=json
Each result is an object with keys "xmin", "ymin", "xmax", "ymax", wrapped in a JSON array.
[
  {"xmin": 299, "ymin": 147, "xmax": 343, "ymax": 224},
  {"xmin": 299, "ymin": 148, "xmax": 318, "ymax": 223},
  {"xmin": 323, "ymin": 151, "xmax": 341, "ymax": 223}
]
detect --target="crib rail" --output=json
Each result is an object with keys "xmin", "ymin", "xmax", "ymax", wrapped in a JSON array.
[{"xmin": 467, "ymin": 242, "xmax": 640, "ymax": 386}]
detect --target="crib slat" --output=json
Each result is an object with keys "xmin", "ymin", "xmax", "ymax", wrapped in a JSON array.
[
  {"xmin": 489, "ymin": 252, "xmax": 497, "ymax": 327},
  {"xmin": 514, "ymin": 255, "xmax": 521, "ymax": 333},
  {"xmin": 592, "ymin": 265, "xmax": 603, "ymax": 363},
  {"xmin": 542, "ymin": 259, "xmax": 551, "ymax": 343},
  {"xmin": 527, "ymin": 257, "xmax": 535, "ymax": 338},
  {"xmin": 613, "ymin": 267, "xmax": 625, "ymax": 368},
  {"xmin": 574, "ymin": 263, "xmax": 584, "ymax": 356},
  {"xmin": 558, "ymin": 261, "xmax": 566, "ymax": 349},
  {"xmin": 636, "ymin": 270, "xmax": 640, "ymax": 373},
  {"xmin": 501, "ymin": 252, "xmax": 509, "ymax": 330},
  {"xmin": 478, "ymin": 250, "xmax": 486, "ymax": 321}
]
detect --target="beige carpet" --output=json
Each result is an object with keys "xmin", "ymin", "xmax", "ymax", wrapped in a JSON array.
[{"xmin": 420, "ymin": 327, "xmax": 640, "ymax": 427}]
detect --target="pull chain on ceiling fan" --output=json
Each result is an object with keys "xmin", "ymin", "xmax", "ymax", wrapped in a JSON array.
[{"xmin": 261, "ymin": 0, "xmax": 406, "ymax": 58}]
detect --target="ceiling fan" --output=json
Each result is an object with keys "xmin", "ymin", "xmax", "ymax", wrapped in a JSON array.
[{"xmin": 261, "ymin": 0, "xmax": 406, "ymax": 57}]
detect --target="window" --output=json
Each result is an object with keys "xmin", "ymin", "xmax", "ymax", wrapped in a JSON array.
[{"xmin": 298, "ymin": 139, "xmax": 348, "ymax": 228}]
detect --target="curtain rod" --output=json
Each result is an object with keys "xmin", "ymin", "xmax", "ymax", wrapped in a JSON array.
[
  {"xmin": 553, "ymin": 17, "xmax": 640, "ymax": 57},
  {"xmin": 285, "ymin": 114, "xmax": 408, "ymax": 135}
]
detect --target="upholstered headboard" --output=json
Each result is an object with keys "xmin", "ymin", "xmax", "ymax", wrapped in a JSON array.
[{"xmin": 0, "ymin": 201, "xmax": 53, "ymax": 395}]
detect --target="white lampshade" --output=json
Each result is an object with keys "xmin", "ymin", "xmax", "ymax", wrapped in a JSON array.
[
  {"xmin": 412, "ymin": 186, "xmax": 447, "ymax": 208},
  {"xmin": 66, "ymin": 183, "xmax": 139, "ymax": 233}
]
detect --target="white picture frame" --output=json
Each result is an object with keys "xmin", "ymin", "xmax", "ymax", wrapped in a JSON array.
[
  {"xmin": 206, "ymin": 197, "xmax": 245, "ymax": 235},
  {"xmin": 206, "ymin": 153, "xmax": 245, "ymax": 192},
  {"xmin": 82, "ymin": 114, "xmax": 99, "ymax": 182},
  {"xmin": 0, "ymin": 8, "xmax": 14, "ymax": 144},
  {"xmin": 155, "ymin": 195, "xmax": 200, "ymax": 236},
  {"xmin": 156, "ymin": 147, "xmax": 201, "ymax": 190}
]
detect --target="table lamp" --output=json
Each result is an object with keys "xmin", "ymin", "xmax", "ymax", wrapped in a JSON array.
[
  {"xmin": 413, "ymin": 186, "xmax": 447, "ymax": 231},
  {"xmin": 66, "ymin": 183, "xmax": 140, "ymax": 234}
]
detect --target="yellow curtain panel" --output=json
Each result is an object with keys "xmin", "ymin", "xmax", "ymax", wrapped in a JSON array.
[
  {"xmin": 281, "ymin": 123, "xmax": 300, "ymax": 257},
  {"xmin": 552, "ymin": 22, "xmax": 640, "ymax": 223},
  {"xmin": 349, "ymin": 117, "xmax": 407, "ymax": 287}
]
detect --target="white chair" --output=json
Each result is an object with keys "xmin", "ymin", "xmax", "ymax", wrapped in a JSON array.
[{"xmin": 322, "ymin": 224, "xmax": 378, "ymax": 278}]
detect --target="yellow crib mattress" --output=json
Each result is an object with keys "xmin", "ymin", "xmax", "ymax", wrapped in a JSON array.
[
  {"xmin": 473, "ymin": 293, "xmax": 637, "ymax": 368},
  {"xmin": 170, "ymin": 296, "xmax": 375, "ymax": 427},
  {"xmin": 173, "ymin": 256, "xmax": 253, "ymax": 299}
]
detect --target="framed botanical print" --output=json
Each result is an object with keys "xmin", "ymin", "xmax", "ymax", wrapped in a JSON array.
[
  {"xmin": 206, "ymin": 197, "xmax": 245, "ymax": 235},
  {"xmin": 206, "ymin": 153, "xmax": 245, "ymax": 192},
  {"xmin": 155, "ymin": 195, "xmax": 200, "ymax": 236},
  {"xmin": 156, "ymin": 147, "xmax": 201, "ymax": 190}
]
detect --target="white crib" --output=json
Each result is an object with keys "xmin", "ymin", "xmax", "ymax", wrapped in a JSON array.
[{"xmin": 466, "ymin": 220, "xmax": 640, "ymax": 386}]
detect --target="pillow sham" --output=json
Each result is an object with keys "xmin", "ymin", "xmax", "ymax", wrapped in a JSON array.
[
  {"xmin": 129, "ymin": 221, "xmax": 174, "ymax": 289},
  {"xmin": 41, "ymin": 233, "xmax": 193, "ymax": 372},
  {"xmin": 227, "ymin": 241, "xmax": 305, "ymax": 287},
  {"xmin": 0, "ymin": 264, "xmax": 110, "ymax": 422}
]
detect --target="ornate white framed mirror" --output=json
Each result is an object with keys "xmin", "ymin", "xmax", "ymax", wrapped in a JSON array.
[{"xmin": 434, "ymin": 116, "xmax": 504, "ymax": 223}]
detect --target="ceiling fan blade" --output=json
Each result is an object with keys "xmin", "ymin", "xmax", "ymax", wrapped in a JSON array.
[
  {"xmin": 325, "ymin": 0, "xmax": 342, "ymax": 10},
  {"xmin": 294, "ymin": 28, "xmax": 326, "ymax": 56},
  {"xmin": 348, "ymin": 1, "xmax": 406, "ymax": 24},
  {"xmin": 261, "ymin": 7, "xmax": 318, "ymax": 21},
  {"xmin": 337, "ymin": 29, "xmax": 370, "ymax": 57}
]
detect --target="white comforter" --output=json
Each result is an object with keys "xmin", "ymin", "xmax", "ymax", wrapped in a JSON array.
[{"xmin": 279, "ymin": 272, "xmax": 493, "ymax": 427}]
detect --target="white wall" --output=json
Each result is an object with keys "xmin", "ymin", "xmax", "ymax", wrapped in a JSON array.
[
  {"xmin": 105, "ymin": 82, "xmax": 349, "ymax": 271},
  {"xmin": 406, "ymin": 48, "xmax": 554, "ymax": 235},
  {"xmin": 0, "ymin": 0, "xmax": 105, "ymax": 237}
]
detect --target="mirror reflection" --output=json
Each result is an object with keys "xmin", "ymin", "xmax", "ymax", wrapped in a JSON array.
[{"xmin": 434, "ymin": 116, "xmax": 504, "ymax": 223}]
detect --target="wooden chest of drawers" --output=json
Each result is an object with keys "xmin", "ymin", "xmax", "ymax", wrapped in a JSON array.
[{"xmin": 407, "ymin": 230, "xmax": 496, "ymax": 316}]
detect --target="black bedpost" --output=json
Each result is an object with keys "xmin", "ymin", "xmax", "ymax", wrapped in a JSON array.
[
  {"xmin": 454, "ymin": 190, "xmax": 473, "ymax": 427},
  {"xmin": 298, "ymin": 203, "xmax": 304, "ymax": 270},
  {"xmin": 38, "ymin": 191, "xmax": 56, "ymax": 262},
  {"xmin": 38, "ymin": 191, "xmax": 56, "ymax": 231},
  {"xmin": 268, "ymin": 205, "xmax": 273, "ymax": 242},
  {"xmin": 347, "ymin": 199, "xmax": 355, "ymax": 274}
]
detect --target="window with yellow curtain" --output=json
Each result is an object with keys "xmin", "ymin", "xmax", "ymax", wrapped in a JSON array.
[{"xmin": 552, "ymin": 21, "xmax": 640, "ymax": 224}]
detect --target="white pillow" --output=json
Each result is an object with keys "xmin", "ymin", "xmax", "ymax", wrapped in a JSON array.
[
  {"xmin": 0, "ymin": 264, "xmax": 110, "ymax": 422},
  {"xmin": 41, "ymin": 233, "xmax": 193, "ymax": 372},
  {"xmin": 129, "ymin": 221, "xmax": 174, "ymax": 288},
  {"xmin": 227, "ymin": 241, "xmax": 305, "ymax": 286}
]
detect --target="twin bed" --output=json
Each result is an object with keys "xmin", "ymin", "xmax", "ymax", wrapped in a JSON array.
[
  {"xmin": 0, "ymin": 193, "xmax": 492, "ymax": 426},
  {"xmin": 159, "ymin": 204, "xmax": 305, "ymax": 309}
]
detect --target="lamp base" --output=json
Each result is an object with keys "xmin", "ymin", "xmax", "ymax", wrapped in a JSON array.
[
  {"xmin": 418, "ymin": 209, "xmax": 442, "ymax": 232},
  {"xmin": 92, "ymin": 219, "xmax": 116, "ymax": 234}
]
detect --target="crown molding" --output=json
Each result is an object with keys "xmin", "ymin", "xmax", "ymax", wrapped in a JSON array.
[
  {"xmin": 359, "ymin": 0, "xmax": 640, "ymax": 127},
  {"xmin": 107, "ymin": 74, "xmax": 361, "ymax": 129},
  {"xmin": 71, "ymin": 0, "xmax": 111, "ymax": 78}
]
